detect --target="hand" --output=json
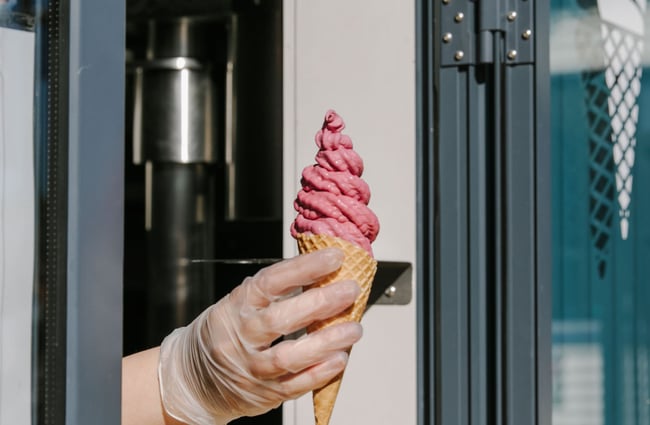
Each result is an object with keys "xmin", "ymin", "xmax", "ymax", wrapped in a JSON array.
[{"xmin": 158, "ymin": 248, "xmax": 363, "ymax": 425}]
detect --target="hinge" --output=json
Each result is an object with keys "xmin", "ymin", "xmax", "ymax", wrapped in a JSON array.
[
  {"xmin": 439, "ymin": 0, "xmax": 476, "ymax": 66},
  {"xmin": 440, "ymin": 0, "xmax": 534, "ymax": 66}
]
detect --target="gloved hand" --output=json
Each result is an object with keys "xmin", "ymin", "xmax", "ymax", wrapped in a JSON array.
[{"xmin": 158, "ymin": 248, "xmax": 363, "ymax": 425}]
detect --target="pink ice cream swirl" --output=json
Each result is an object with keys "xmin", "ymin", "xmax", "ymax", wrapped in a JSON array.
[{"xmin": 291, "ymin": 110, "xmax": 379, "ymax": 256}]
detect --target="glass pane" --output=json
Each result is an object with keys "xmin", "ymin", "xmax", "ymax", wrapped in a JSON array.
[{"xmin": 551, "ymin": 1, "xmax": 650, "ymax": 425}]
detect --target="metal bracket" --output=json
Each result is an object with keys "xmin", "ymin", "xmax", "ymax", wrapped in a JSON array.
[
  {"xmin": 193, "ymin": 258, "xmax": 413, "ymax": 307},
  {"xmin": 440, "ymin": 0, "xmax": 534, "ymax": 66},
  {"xmin": 503, "ymin": 1, "xmax": 534, "ymax": 64},
  {"xmin": 367, "ymin": 261, "xmax": 412, "ymax": 307},
  {"xmin": 278, "ymin": 261, "xmax": 412, "ymax": 341},
  {"xmin": 440, "ymin": 0, "xmax": 475, "ymax": 67}
]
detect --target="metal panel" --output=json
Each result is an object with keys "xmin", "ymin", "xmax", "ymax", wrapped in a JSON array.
[
  {"xmin": 415, "ymin": 1, "xmax": 435, "ymax": 423},
  {"xmin": 437, "ymin": 66, "xmax": 470, "ymax": 425},
  {"xmin": 534, "ymin": 2, "xmax": 551, "ymax": 424},
  {"xmin": 65, "ymin": 0, "xmax": 125, "ymax": 423},
  {"xmin": 467, "ymin": 63, "xmax": 489, "ymax": 425},
  {"xmin": 503, "ymin": 64, "xmax": 536, "ymax": 425},
  {"xmin": 33, "ymin": 0, "xmax": 71, "ymax": 422},
  {"xmin": 418, "ymin": 1, "xmax": 551, "ymax": 424}
]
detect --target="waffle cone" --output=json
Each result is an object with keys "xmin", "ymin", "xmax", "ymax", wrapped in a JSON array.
[{"xmin": 295, "ymin": 233, "xmax": 377, "ymax": 425}]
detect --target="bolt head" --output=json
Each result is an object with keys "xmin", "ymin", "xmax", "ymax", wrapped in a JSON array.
[
  {"xmin": 507, "ymin": 50, "xmax": 518, "ymax": 60},
  {"xmin": 507, "ymin": 11, "xmax": 517, "ymax": 21},
  {"xmin": 443, "ymin": 32, "xmax": 453, "ymax": 43},
  {"xmin": 454, "ymin": 12, "xmax": 464, "ymax": 23},
  {"xmin": 442, "ymin": 0, "xmax": 450, "ymax": 4},
  {"xmin": 454, "ymin": 50, "xmax": 465, "ymax": 61},
  {"xmin": 384, "ymin": 286, "xmax": 397, "ymax": 298},
  {"xmin": 522, "ymin": 29, "xmax": 532, "ymax": 40}
]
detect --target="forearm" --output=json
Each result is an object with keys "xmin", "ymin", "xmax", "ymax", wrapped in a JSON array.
[{"xmin": 121, "ymin": 347, "xmax": 184, "ymax": 425}]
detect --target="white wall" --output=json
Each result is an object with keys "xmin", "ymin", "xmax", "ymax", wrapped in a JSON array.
[
  {"xmin": 282, "ymin": 1, "xmax": 417, "ymax": 423},
  {"xmin": 0, "ymin": 27, "xmax": 35, "ymax": 425}
]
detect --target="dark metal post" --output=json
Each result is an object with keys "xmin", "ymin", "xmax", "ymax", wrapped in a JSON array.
[
  {"xmin": 66, "ymin": 0, "xmax": 125, "ymax": 423},
  {"xmin": 417, "ymin": 0, "xmax": 550, "ymax": 424}
]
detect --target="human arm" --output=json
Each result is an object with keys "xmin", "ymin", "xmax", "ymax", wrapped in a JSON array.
[
  {"xmin": 122, "ymin": 347, "xmax": 184, "ymax": 425},
  {"xmin": 122, "ymin": 248, "xmax": 362, "ymax": 425}
]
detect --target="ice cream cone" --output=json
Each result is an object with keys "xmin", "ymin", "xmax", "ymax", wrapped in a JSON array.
[{"xmin": 295, "ymin": 233, "xmax": 377, "ymax": 425}]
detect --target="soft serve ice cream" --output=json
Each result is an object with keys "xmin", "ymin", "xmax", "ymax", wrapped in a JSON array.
[
  {"xmin": 291, "ymin": 110, "xmax": 379, "ymax": 255},
  {"xmin": 291, "ymin": 110, "xmax": 379, "ymax": 425}
]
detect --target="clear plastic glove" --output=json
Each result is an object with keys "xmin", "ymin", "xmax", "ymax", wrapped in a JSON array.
[{"xmin": 158, "ymin": 248, "xmax": 363, "ymax": 425}]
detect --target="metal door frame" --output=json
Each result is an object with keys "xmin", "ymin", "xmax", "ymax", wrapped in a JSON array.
[
  {"xmin": 416, "ymin": 1, "xmax": 551, "ymax": 424},
  {"xmin": 65, "ymin": 0, "xmax": 125, "ymax": 424}
]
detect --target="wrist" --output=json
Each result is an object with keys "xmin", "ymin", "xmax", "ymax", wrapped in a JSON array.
[{"xmin": 158, "ymin": 313, "xmax": 232, "ymax": 425}]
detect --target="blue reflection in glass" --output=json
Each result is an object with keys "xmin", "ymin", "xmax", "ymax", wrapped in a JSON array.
[
  {"xmin": 0, "ymin": 0, "xmax": 34, "ymax": 30},
  {"xmin": 551, "ymin": 1, "xmax": 650, "ymax": 425}
]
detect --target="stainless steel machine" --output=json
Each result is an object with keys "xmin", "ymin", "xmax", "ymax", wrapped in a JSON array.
[
  {"xmin": 123, "ymin": 1, "xmax": 283, "ymax": 423},
  {"xmin": 123, "ymin": 0, "xmax": 282, "ymax": 346}
]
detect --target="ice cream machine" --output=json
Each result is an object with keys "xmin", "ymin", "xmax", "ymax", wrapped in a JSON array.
[
  {"xmin": 123, "ymin": 2, "xmax": 286, "ymax": 423},
  {"xmin": 123, "ymin": 0, "xmax": 284, "ymax": 351}
]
